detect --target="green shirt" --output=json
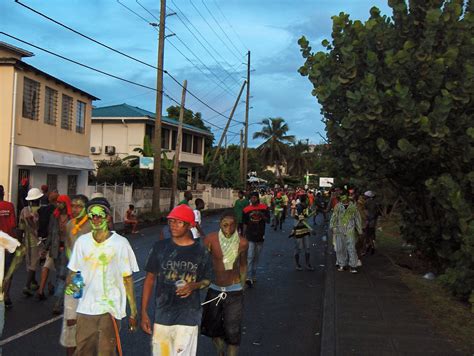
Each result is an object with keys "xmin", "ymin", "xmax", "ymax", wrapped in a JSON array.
[
  {"xmin": 177, "ymin": 199, "xmax": 190, "ymax": 206},
  {"xmin": 233, "ymin": 198, "xmax": 249, "ymax": 223}
]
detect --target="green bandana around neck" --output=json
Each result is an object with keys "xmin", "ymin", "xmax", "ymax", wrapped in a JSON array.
[{"xmin": 218, "ymin": 229, "xmax": 240, "ymax": 270}]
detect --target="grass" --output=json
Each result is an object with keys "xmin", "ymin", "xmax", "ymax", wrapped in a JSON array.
[{"xmin": 377, "ymin": 215, "xmax": 474, "ymax": 354}]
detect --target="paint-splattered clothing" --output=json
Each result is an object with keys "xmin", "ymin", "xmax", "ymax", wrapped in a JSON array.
[
  {"xmin": 68, "ymin": 232, "xmax": 139, "ymax": 320},
  {"xmin": 145, "ymin": 238, "xmax": 212, "ymax": 326}
]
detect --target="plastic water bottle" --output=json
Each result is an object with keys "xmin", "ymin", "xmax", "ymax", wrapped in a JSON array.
[{"xmin": 72, "ymin": 271, "xmax": 85, "ymax": 299}]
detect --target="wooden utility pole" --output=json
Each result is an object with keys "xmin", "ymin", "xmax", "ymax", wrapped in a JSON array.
[
  {"xmin": 170, "ymin": 80, "xmax": 187, "ymax": 209},
  {"xmin": 239, "ymin": 129, "xmax": 244, "ymax": 184},
  {"xmin": 224, "ymin": 134, "xmax": 228, "ymax": 160},
  {"xmin": 209, "ymin": 80, "xmax": 246, "ymax": 165},
  {"xmin": 243, "ymin": 50, "xmax": 251, "ymax": 181},
  {"xmin": 152, "ymin": 0, "xmax": 166, "ymax": 215}
]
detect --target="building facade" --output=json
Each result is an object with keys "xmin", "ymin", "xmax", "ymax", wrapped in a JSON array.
[
  {"xmin": 90, "ymin": 104, "xmax": 212, "ymax": 186},
  {"xmin": 0, "ymin": 42, "xmax": 97, "ymax": 207}
]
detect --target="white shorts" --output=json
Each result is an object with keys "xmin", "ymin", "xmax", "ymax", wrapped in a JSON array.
[
  {"xmin": 59, "ymin": 294, "xmax": 79, "ymax": 347},
  {"xmin": 152, "ymin": 324, "xmax": 198, "ymax": 356}
]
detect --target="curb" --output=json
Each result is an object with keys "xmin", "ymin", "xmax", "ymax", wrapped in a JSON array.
[{"xmin": 320, "ymin": 233, "xmax": 336, "ymax": 356}]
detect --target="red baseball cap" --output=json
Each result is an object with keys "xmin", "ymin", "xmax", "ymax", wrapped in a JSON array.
[{"xmin": 167, "ymin": 204, "xmax": 196, "ymax": 226}]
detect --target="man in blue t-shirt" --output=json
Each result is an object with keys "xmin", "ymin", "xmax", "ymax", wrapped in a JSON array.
[{"xmin": 141, "ymin": 204, "xmax": 212, "ymax": 356}]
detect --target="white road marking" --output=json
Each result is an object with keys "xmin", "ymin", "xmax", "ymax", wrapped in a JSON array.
[
  {"xmin": 0, "ymin": 315, "xmax": 63, "ymax": 346},
  {"xmin": 1, "ymin": 275, "xmax": 147, "ymax": 346}
]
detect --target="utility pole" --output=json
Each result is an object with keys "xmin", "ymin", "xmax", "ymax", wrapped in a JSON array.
[
  {"xmin": 207, "ymin": 80, "xmax": 247, "ymax": 170},
  {"xmin": 152, "ymin": 0, "xmax": 166, "ymax": 216},
  {"xmin": 243, "ymin": 50, "xmax": 251, "ymax": 181},
  {"xmin": 224, "ymin": 134, "xmax": 227, "ymax": 160},
  {"xmin": 240, "ymin": 129, "xmax": 244, "ymax": 184},
  {"xmin": 170, "ymin": 80, "xmax": 187, "ymax": 210}
]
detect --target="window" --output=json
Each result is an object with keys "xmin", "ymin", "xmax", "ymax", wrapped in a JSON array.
[
  {"xmin": 193, "ymin": 136, "xmax": 203, "ymax": 154},
  {"xmin": 182, "ymin": 133, "xmax": 193, "ymax": 153},
  {"xmin": 22, "ymin": 77, "xmax": 40, "ymax": 120},
  {"xmin": 171, "ymin": 130, "xmax": 177, "ymax": 150},
  {"xmin": 44, "ymin": 86, "xmax": 58, "ymax": 125},
  {"xmin": 46, "ymin": 174, "xmax": 58, "ymax": 192},
  {"xmin": 67, "ymin": 175, "xmax": 77, "ymax": 196},
  {"xmin": 161, "ymin": 128, "xmax": 170, "ymax": 149},
  {"xmin": 76, "ymin": 101, "xmax": 86, "ymax": 134},
  {"xmin": 61, "ymin": 94, "xmax": 73, "ymax": 130}
]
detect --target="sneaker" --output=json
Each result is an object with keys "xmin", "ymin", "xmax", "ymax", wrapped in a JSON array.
[
  {"xmin": 296, "ymin": 264, "xmax": 303, "ymax": 271},
  {"xmin": 357, "ymin": 259, "xmax": 362, "ymax": 267},
  {"xmin": 306, "ymin": 264, "xmax": 315, "ymax": 271},
  {"xmin": 22, "ymin": 287, "xmax": 34, "ymax": 297},
  {"xmin": 337, "ymin": 266, "xmax": 344, "ymax": 272},
  {"xmin": 245, "ymin": 279, "xmax": 253, "ymax": 288},
  {"xmin": 350, "ymin": 268, "xmax": 358, "ymax": 274}
]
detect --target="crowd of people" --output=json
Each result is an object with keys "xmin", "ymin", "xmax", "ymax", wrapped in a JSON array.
[{"xmin": 0, "ymin": 181, "xmax": 379, "ymax": 356}]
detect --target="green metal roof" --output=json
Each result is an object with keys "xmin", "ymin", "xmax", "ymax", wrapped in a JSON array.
[{"xmin": 92, "ymin": 103, "xmax": 213, "ymax": 136}]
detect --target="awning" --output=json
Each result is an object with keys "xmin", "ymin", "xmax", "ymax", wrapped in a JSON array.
[{"xmin": 16, "ymin": 146, "xmax": 95, "ymax": 170}]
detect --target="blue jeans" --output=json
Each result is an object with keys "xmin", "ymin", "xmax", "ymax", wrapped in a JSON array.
[{"xmin": 247, "ymin": 241, "xmax": 263, "ymax": 280}]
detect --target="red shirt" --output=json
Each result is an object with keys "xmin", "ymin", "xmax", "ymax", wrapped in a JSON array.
[{"xmin": 0, "ymin": 201, "xmax": 16, "ymax": 236}]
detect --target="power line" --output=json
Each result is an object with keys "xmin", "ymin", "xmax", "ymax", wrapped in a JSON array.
[
  {"xmin": 1, "ymin": 32, "xmax": 238, "ymax": 134},
  {"xmin": 199, "ymin": 0, "xmax": 243, "ymax": 59},
  {"xmin": 168, "ymin": 0, "xmax": 241, "ymax": 85},
  {"xmin": 113, "ymin": 0, "xmax": 239, "ymax": 112},
  {"xmin": 212, "ymin": 0, "xmax": 248, "ymax": 52},
  {"xmin": 14, "ymin": 1, "xmax": 236, "ymax": 125}
]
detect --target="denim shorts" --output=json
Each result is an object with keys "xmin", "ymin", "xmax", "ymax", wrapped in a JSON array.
[{"xmin": 201, "ymin": 288, "xmax": 244, "ymax": 345}]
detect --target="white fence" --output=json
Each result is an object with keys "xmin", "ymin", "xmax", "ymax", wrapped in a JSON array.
[{"xmin": 85, "ymin": 183, "xmax": 237, "ymax": 223}]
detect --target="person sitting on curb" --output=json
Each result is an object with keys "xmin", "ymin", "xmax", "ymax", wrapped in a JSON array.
[
  {"xmin": 141, "ymin": 204, "xmax": 212, "ymax": 356},
  {"xmin": 201, "ymin": 213, "xmax": 248, "ymax": 356},
  {"xmin": 124, "ymin": 204, "xmax": 139, "ymax": 234}
]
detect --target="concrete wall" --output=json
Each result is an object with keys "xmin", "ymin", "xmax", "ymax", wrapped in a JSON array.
[
  {"xmin": 84, "ymin": 184, "xmax": 238, "ymax": 223},
  {"xmin": 90, "ymin": 121, "xmax": 145, "ymax": 160}
]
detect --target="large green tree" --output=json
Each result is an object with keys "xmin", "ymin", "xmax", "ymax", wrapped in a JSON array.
[
  {"xmin": 252, "ymin": 118, "xmax": 295, "ymax": 180},
  {"xmin": 166, "ymin": 106, "xmax": 214, "ymax": 149},
  {"xmin": 299, "ymin": 1, "xmax": 474, "ymax": 301}
]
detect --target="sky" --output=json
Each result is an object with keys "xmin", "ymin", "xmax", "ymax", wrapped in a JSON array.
[{"xmin": 1, "ymin": 0, "xmax": 391, "ymax": 147}]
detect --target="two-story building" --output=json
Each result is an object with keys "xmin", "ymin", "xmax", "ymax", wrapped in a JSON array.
[
  {"xmin": 0, "ymin": 42, "xmax": 97, "ymax": 207},
  {"xmin": 90, "ymin": 103, "xmax": 213, "ymax": 186}
]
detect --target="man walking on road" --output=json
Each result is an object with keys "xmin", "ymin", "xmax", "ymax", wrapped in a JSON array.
[
  {"xmin": 242, "ymin": 192, "xmax": 269, "ymax": 287},
  {"xmin": 178, "ymin": 191, "xmax": 193, "ymax": 206},
  {"xmin": 60, "ymin": 195, "xmax": 91, "ymax": 356},
  {"xmin": 233, "ymin": 191, "xmax": 249, "ymax": 235},
  {"xmin": 330, "ymin": 190, "xmax": 363, "ymax": 273},
  {"xmin": 202, "ymin": 213, "xmax": 248, "ymax": 356},
  {"xmin": 141, "ymin": 204, "xmax": 212, "ymax": 356},
  {"xmin": 67, "ymin": 197, "xmax": 139, "ymax": 355}
]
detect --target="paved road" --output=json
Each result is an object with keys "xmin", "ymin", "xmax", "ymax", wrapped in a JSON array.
[{"xmin": 2, "ymin": 212, "xmax": 327, "ymax": 356}]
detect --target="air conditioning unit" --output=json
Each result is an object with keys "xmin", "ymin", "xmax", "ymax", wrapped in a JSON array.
[
  {"xmin": 105, "ymin": 145, "xmax": 116, "ymax": 155},
  {"xmin": 90, "ymin": 146, "xmax": 101, "ymax": 155}
]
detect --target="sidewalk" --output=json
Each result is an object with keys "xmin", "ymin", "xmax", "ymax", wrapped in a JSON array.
[{"xmin": 321, "ymin": 241, "xmax": 464, "ymax": 355}]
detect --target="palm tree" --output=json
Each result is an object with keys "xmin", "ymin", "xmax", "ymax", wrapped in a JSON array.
[
  {"xmin": 252, "ymin": 117, "xmax": 295, "ymax": 180},
  {"xmin": 287, "ymin": 140, "xmax": 310, "ymax": 177}
]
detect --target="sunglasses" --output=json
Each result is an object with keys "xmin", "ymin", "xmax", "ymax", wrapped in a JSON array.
[{"xmin": 88, "ymin": 213, "xmax": 106, "ymax": 219}]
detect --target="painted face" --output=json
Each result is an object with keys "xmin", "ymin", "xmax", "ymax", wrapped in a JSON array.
[
  {"xmin": 167, "ymin": 218, "xmax": 189, "ymax": 238},
  {"xmin": 220, "ymin": 216, "xmax": 236, "ymax": 237},
  {"xmin": 71, "ymin": 200, "xmax": 86, "ymax": 219},
  {"xmin": 88, "ymin": 205, "xmax": 109, "ymax": 231}
]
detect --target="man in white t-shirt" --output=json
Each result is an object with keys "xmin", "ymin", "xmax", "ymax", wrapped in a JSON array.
[
  {"xmin": 0, "ymin": 230, "xmax": 20, "ymax": 356},
  {"xmin": 66, "ymin": 198, "xmax": 139, "ymax": 356},
  {"xmin": 190, "ymin": 198, "xmax": 205, "ymax": 240}
]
